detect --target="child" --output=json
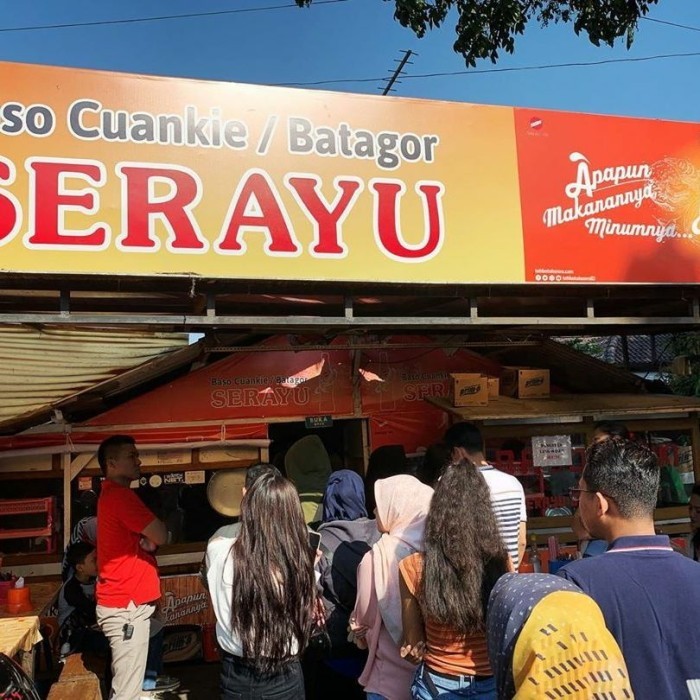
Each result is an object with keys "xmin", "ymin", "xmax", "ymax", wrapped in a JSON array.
[
  {"xmin": 58, "ymin": 541, "xmax": 180, "ymax": 695},
  {"xmin": 58, "ymin": 541, "xmax": 107, "ymax": 657}
]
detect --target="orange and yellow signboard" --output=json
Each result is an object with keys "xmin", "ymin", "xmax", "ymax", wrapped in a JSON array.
[
  {"xmin": 0, "ymin": 60, "xmax": 523, "ymax": 283},
  {"xmin": 0, "ymin": 60, "xmax": 699, "ymax": 284}
]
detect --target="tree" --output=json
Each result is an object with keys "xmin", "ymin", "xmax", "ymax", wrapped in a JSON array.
[{"xmin": 295, "ymin": 0, "xmax": 660, "ymax": 67}]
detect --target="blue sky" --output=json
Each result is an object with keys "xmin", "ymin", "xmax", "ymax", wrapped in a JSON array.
[{"xmin": 0, "ymin": 0, "xmax": 698, "ymax": 122}]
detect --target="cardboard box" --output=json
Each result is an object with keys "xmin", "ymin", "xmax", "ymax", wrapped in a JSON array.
[
  {"xmin": 500, "ymin": 368, "xmax": 550, "ymax": 399},
  {"xmin": 450, "ymin": 373, "xmax": 489, "ymax": 407},
  {"xmin": 487, "ymin": 377, "xmax": 500, "ymax": 398}
]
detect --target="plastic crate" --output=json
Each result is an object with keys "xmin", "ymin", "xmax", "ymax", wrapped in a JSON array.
[{"xmin": 0, "ymin": 497, "xmax": 57, "ymax": 553}]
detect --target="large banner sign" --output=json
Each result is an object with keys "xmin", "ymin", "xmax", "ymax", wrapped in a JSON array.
[
  {"xmin": 0, "ymin": 61, "xmax": 699, "ymax": 283},
  {"xmin": 0, "ymin": 61, "xmax": 523, "ymax": 283}
]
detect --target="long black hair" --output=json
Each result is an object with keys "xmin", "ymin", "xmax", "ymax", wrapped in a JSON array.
[
  {"xmin": 418, "ymin": 460, "xmax": 509, "ymax": 635},
  {"xmin": 230, "ymin": 471, "xmax": 316, "ymax": 673}
]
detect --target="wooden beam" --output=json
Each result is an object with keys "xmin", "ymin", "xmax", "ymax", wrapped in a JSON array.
[
  {"xmin": 62, "ymin": 452, "xmax": 71, "ymax": 549},
  {"xmin": 0, "ymin": 312, "xmax": 697, "ymax": 328}
]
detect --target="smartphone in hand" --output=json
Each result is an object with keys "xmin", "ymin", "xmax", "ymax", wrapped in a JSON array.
[{"xmin": 309, "ymin": 530, "xmax": 321, "ymax": 552}]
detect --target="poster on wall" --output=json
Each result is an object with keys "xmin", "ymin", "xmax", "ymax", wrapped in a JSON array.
[{"xmin": 532, "ymin": 435, "xmax": 573, "ymax": 468}]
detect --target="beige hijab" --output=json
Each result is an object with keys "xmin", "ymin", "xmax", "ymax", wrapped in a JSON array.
[{"xmin": 372, "ymin": 474, "xmax": 433, "ymax": 644}]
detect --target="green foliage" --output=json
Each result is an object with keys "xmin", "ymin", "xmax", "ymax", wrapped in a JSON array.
[
  {"xmin": 559, "ymin": 336, "xmax": 605, "ymax": 361},
  {"xmin": 668, "ymin": 333, "xmax": 700, "ymax": 397},
  {"xmin": 295, "ymin": 0, "xmax": 659, "ymax": 67}
]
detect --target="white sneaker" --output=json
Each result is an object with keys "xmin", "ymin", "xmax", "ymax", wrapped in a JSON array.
[{"xmin": 143, "ymin": 676, "xmax": 181, "ymax": 693}]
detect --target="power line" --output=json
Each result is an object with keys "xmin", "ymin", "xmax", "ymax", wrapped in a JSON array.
[
  {"xmin": 640, "ymin": 16, "xmax": 700, "ymax": 33},
  {"xmin": 277, "ymin": 51, "xmax": 700, "ymax": 87},
  {"xmin": 0, "ymin": 0, "xmax": 349, "ymax": 33}
]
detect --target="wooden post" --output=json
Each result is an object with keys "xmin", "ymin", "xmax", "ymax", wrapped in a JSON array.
[
  {"xmin": 62, "ymin": 452, "xmax": 71, "ymax": 549},
  {"xmin": 361, "ymin": 420, "xmax": 370, "ymax": 476}
]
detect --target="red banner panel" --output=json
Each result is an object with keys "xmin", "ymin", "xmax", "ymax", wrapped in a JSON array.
[
  {"xmin": 369, "ymin": 408, "xmax": 450, "ymax": 454},
  {"xmin": 359, "ymin": 343, "xmax": 502, "ymax": 415},
  {"xmin": 88, "ymin": 339, "xmax": 354, "ymax": 425},
  {"xmin": 516, "ymin": 108, "xmax": 700, "ymax": 283}
]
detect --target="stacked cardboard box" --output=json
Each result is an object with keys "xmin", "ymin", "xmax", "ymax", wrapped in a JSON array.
[
  {"xmin": 500, "ymin": 367, "xmax": 550, "ymax": 398},
  {"xmin": 450, "ymin": 374, "xmax": 500, "ymax": 407}
]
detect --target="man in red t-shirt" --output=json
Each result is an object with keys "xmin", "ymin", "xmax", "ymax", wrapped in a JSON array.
[{"xmin": 95, "ymin": 435, "xmax": 168, "ymax": 700}]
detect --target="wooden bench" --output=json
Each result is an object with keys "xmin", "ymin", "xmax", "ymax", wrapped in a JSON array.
[{"xmin": 47, "ymin": 652, "xmax": 106, "ymax": 700}]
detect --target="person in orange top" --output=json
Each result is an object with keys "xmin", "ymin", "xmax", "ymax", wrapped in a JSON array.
[{"xmin": 399, "ymin": 460, "xmax": 512, "ymax": 699}]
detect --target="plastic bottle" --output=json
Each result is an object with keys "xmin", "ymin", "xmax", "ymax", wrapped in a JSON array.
[{"xmin": 529, "ymin": 535, "xmax": 541, "ymax": 573}]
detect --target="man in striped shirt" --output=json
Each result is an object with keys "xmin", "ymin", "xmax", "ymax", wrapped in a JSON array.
[{"xmin": 444, "ymin": 422, "xmax": 527, "ymax": 568}]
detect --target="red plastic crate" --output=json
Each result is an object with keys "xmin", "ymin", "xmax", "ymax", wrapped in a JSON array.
[{"xmin": 0, "ymin": 497, "xmax": 57, "ymax": 553}]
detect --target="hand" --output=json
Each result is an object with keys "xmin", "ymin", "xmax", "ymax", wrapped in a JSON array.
[
  {"xmin": 348, "ymin": 618, "xmax": 368, "ymax": 650},
  {"xmin": 400, "ymin": 640, "xmax": 426, "ymax": 665},
  {"xmin": 139, "ymin": 536, "xmax": 157, "ymax": 553},
  {"xmin": 347, "ymin": 628, "xmax": 368, "ymax": 650}
]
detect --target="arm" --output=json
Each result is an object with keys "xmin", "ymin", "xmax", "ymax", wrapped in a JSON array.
[
  {"xmin": 399, "ymin": 567, "xmax": 425, "ymax": 665},
  {"xmin": 142, "ymin": 518, "xmax": 168, "ymax": 546},
  {"xmin": 349, "ymin": 551, "xmax": 374, "ymax": 649},
  {"xmin": 118, "ymin": 490, "xmax": 168, "ymax": 546},
  {"xmin": 517, "ymin": 521, "xmax": 527, "ymax": 569},
  {"xmin": 63, "ymin": 579, "xmax": 97, "ymax": 624}
]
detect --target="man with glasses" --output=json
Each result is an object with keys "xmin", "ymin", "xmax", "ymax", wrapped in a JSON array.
[{"xmin": 558, "ymin": 437, "xmax": 700, "ymax": 700}]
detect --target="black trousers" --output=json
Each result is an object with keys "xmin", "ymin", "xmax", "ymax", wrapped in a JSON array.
[{"xmin": 220, "ymin": 652, "xmax": 305, "ymax": 700}]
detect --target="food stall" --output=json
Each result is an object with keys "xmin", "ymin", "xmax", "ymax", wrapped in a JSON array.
[{"xmin": 0, "ymin": 59, "xmax": 699, "ymax": 674}]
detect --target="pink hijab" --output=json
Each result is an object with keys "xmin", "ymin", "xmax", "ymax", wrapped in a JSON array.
[{"xmin": 373, "ymin": 474, "xmax": 433, "ymax": 644}]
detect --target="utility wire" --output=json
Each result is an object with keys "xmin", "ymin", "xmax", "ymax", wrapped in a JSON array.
[
  {"xmin": 640, "ymin": 16, "xmax": 700, "ymax": 33},
  {"xmin": 277, "ymin": 51, "xmax": 700, "ymax": 87},
  {"xmin": 0, "ymin": 0, "xmax": 349, "ymax": 33}
]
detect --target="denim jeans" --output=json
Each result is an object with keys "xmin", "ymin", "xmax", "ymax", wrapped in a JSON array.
[
  {"xmin": 220, "ymin": 652, "xmax": 305, "ymax": 699},
  {"xmin": 142, "ymin": 627, "xmax": 164, "ymax": 690},
  {"xmin": 411, "ymin": 663, "xmax": 496, "ymax": 699}
]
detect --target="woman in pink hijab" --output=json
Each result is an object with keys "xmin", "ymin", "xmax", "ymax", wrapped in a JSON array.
[{"xmin": 350, "ymin": 474, "xmax": 433, "ymax": 700}]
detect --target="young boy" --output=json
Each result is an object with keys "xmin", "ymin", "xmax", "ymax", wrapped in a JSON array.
[
  {"xmin": 58, "ymin": 541, "xmax": 180, "ymax": 696},
  {"xmin": 58, "ymin": 541, "xmax": 106, "ymax": 657}
]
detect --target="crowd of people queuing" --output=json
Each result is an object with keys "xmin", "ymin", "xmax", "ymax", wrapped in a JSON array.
[{"xmin": 60, "ymin": 422, "xmax": 700, "ymax": 700}]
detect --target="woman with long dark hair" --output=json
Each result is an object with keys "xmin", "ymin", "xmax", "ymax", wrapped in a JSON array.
[
  {"xmin": 206, "ymin": 471, "xmax": 316, "ymax": 699},
  {"xmin": 400, "ymin": 461, "xmax": 511, "ymax": 699}
]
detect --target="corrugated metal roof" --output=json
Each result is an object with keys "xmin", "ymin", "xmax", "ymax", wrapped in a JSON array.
[{"xmin": 0, "ymin": 326, "xmax": 189, "ymax": 428}]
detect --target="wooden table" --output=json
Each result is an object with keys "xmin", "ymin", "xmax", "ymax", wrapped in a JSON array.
[
  {"xmin": 0, "ymin": 580, "xmax": 61, "ymax": 677},
  {"xmin": 0, "ymin": 615, "xmax": 43, "ymax": 676}
]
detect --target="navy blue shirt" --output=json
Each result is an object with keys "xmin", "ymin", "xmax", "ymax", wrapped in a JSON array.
[{"xmin": 559, "ymin": 535, "xmax": 700, "ymax": 700}]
